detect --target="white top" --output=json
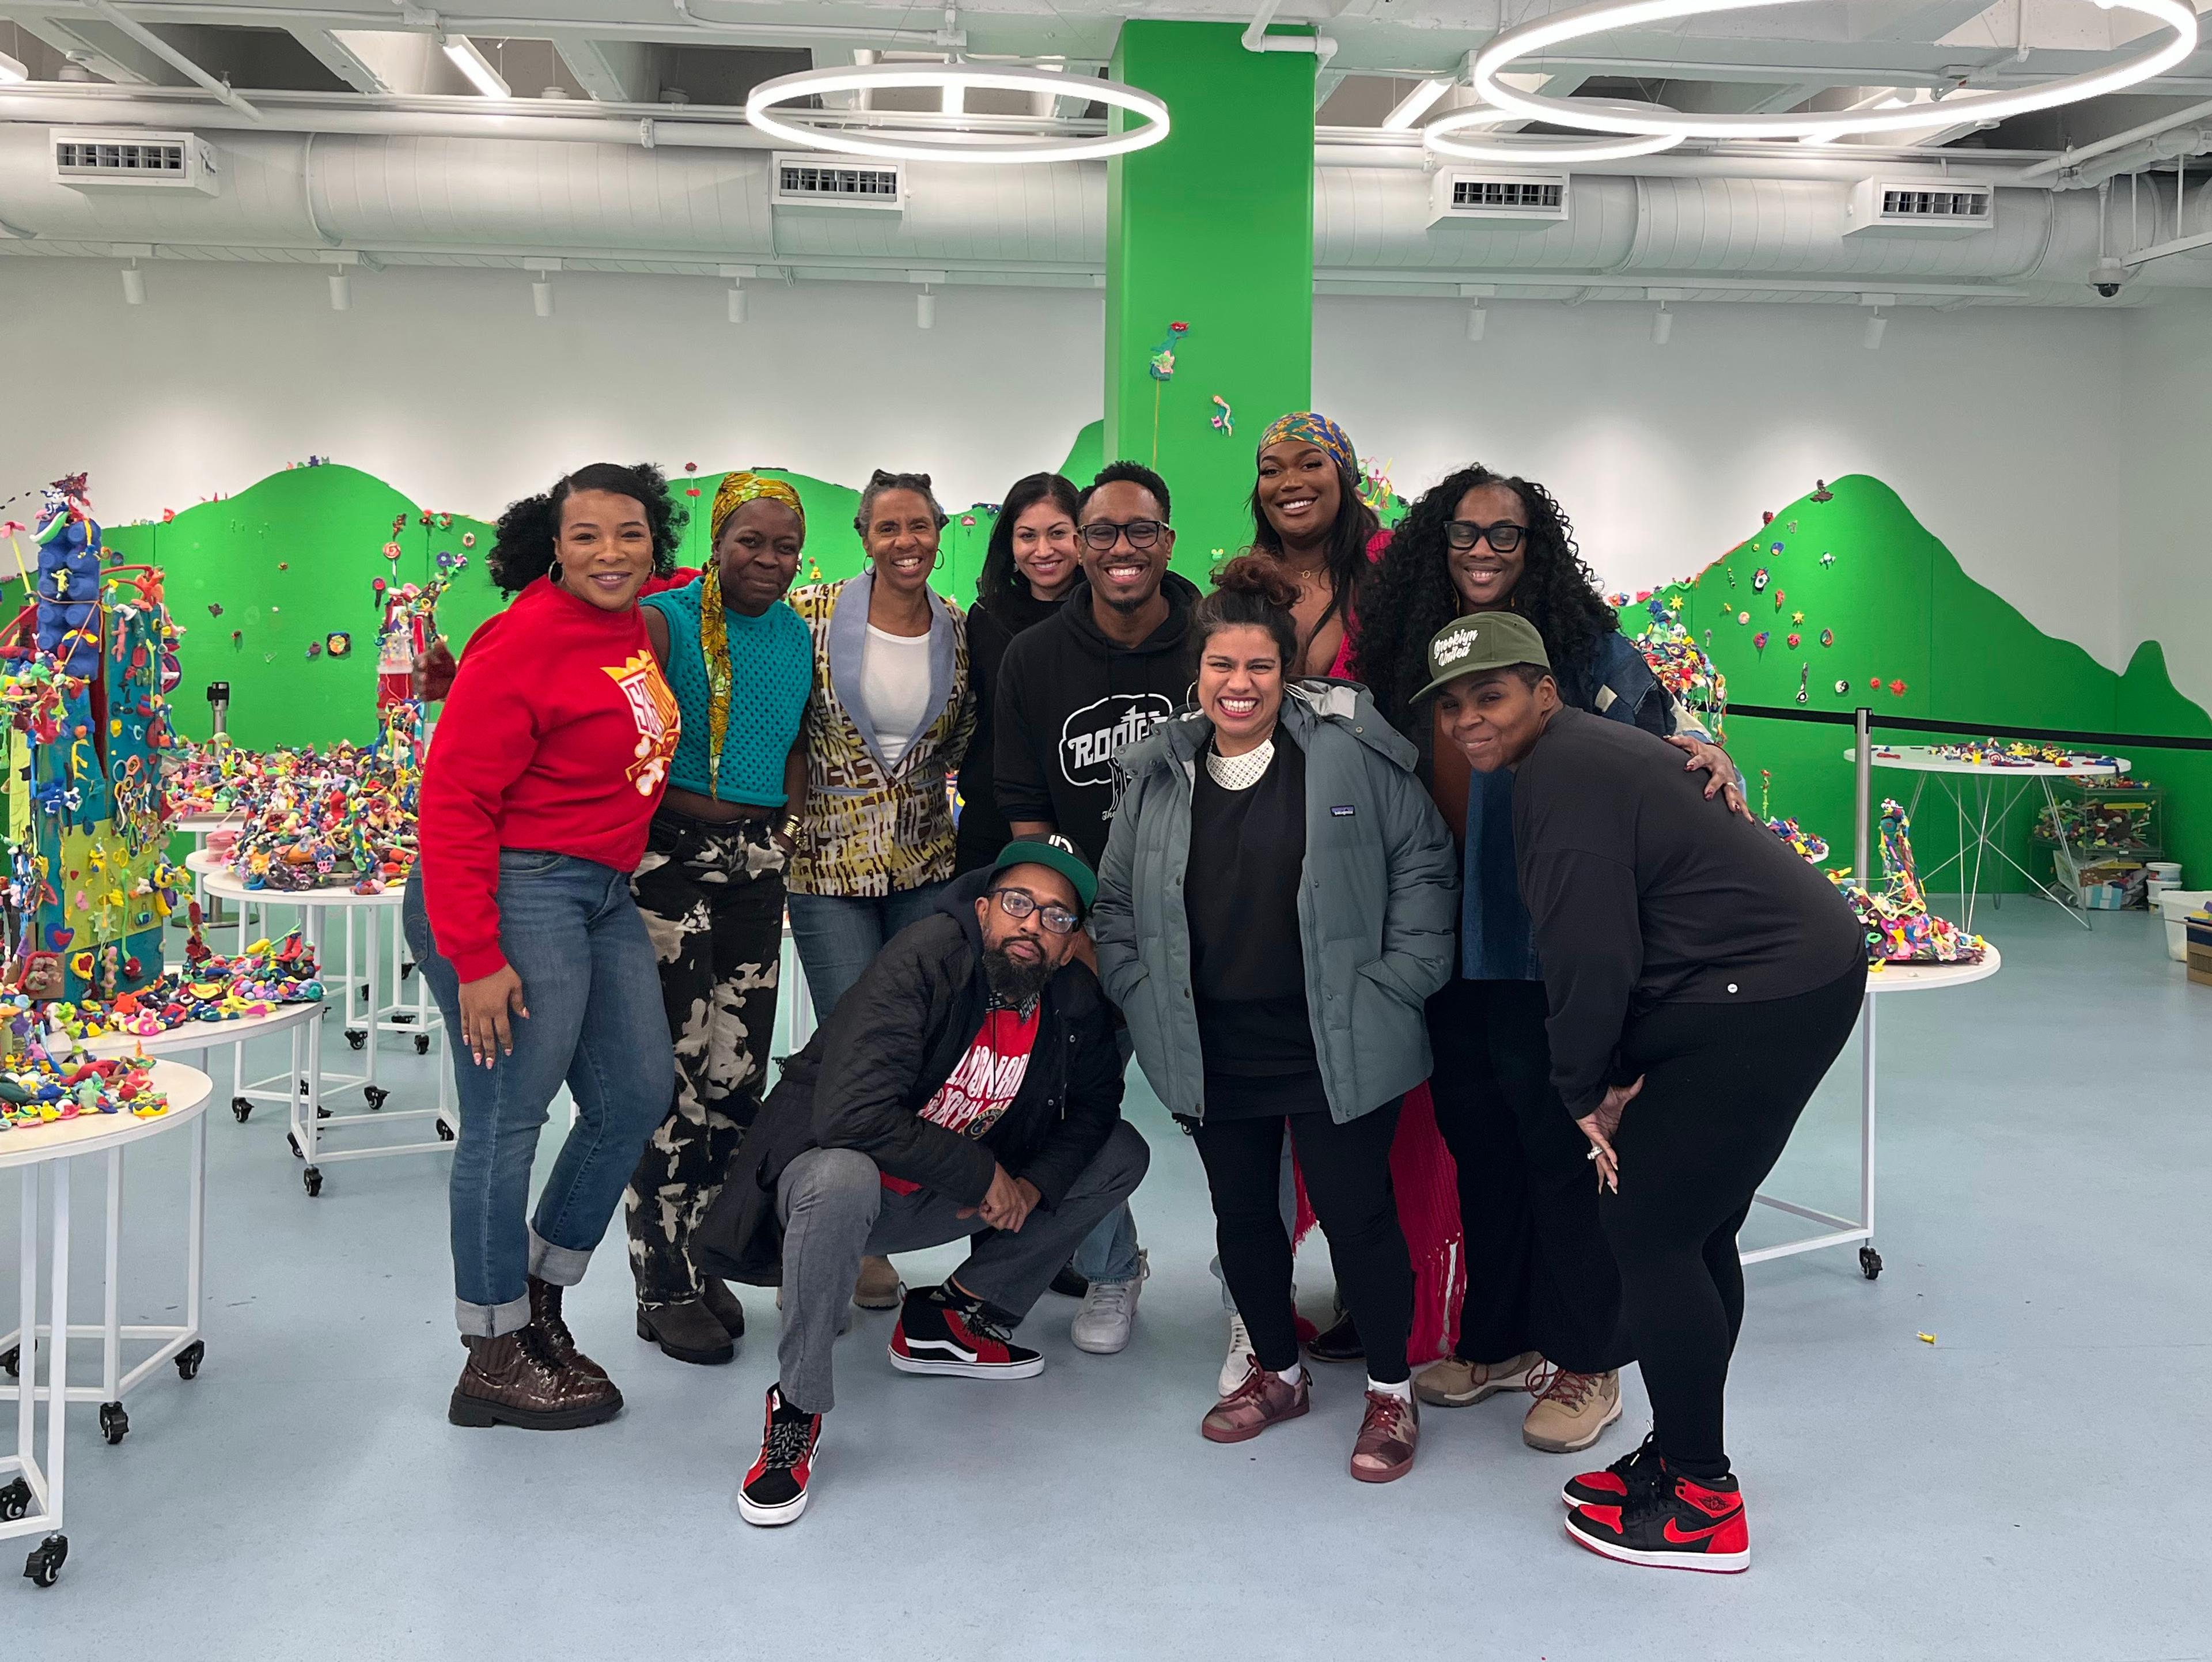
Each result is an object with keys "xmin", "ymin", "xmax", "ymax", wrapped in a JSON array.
[
  {"xmin": 1206, "ymin": 737, "xmax": 1275, "ymax": 792},
  {"xmin": 862, "ymin": 624, "xmax": 935, "ymax": 770},
  {"xmin": 1846, "ymin": 746, "xmax": 2127, "ymax": 778},
  {"xmin": 0, "ymin": 1061, "xmax": 214, "ymax": 1170}
]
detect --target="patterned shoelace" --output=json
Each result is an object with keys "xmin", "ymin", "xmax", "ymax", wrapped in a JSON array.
[
  {"xmin": 763, "ymin": 1413, "xmax": 815, "ymax": 1470},
  {"xmin": 1528, "ymin": 1363, "xmax": 1603, "ymax": 1410}
]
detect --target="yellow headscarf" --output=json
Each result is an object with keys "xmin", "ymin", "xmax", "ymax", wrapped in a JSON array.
[
  {"xmin": 700, "ymin": 471, "xmax": 806, "ymax": 792},
  {"xmin": 709, "ymin": 471, "xmax": 806, "ymax": 545}
]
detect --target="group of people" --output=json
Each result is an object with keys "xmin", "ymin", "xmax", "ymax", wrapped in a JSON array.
[{"xmin": 404, "ymin": 414, "xmax": 1867, "ymax": 1574}]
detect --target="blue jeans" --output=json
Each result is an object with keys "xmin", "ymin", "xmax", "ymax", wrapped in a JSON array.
[
  {"xmin": 405, "ymin": 857, "xmax": 675, "ymax": 1338},
  {"xmin": 786, "ymin": 881, "xmax": 952, "ymax": 1025},
  {"xmin": 1071, "ymin": 1028, "xmax": 1144, "ymax": 1285}
]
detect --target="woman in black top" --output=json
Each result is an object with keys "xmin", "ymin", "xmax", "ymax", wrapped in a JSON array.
[
  {"xmin": 1424, "ymin": 611, "xmax": 1866, "ymax": 1575},
  {"xmin": 955, "ymin": 473, "xmax": 1082, "ymax": 874}
]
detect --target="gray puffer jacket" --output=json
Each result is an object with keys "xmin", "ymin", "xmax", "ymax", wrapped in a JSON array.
[{"xmin": 1093, "ymin": 680, "xmax": 1459, "ymax": 1125}]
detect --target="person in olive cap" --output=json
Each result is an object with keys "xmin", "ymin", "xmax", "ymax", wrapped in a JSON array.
[
  {"xmin": 1423, "ymin": 613, "xmax": 1865, "ymax": 1575},
  {"xmin": 694, "ymin": 836, "xmax": 1149, "ymax": 1528}
]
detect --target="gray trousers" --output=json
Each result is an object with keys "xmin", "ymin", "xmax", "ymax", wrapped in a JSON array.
[{"xmin": 775, "ymin": 1122, "xmax": 1151, "ymax": 1414}]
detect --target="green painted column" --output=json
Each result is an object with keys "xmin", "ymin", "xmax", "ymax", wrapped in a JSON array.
[{"xmin": 1106, "ymin": 21, "xmax": 1315, "ymax": 579}]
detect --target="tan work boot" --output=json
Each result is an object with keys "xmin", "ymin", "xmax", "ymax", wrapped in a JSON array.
[
  {"xmin": 1415, "ymin": 1349, "xmax": 1542, "ymax": 1408},
  {"xmin": 853, "ymin": 1255, "xmax": 904, "ymax": 1311},
  {"xmin": 1521, "ymin": 1366, "xmax": 1622, "ymax": 1453}
]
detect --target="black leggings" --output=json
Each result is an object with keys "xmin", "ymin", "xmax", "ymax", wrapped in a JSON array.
[
  {"xmin": 1192, "ymin": 1101, "xmax": 1411, "ymax": 1384},
  {"xmin": 1600, "ymin": 964, "xmax": 1868, "ymax": 1478}
]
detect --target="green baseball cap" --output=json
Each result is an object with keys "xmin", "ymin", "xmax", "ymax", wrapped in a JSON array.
[
  {"xmin": 991, "ymin": 836, "xmax": 1097, "ymax": 913},
  {"xmin": 1412, "ymin": 612, "xmax": 1553, "ymax": 702}
]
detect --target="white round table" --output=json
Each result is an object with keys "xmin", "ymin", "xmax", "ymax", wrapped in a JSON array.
[
  {"xmin": 1, "ymin": 1061, "xmax": 213, "ymax": 1589},
  {"xmin": 1847, "ymin": 746, "xmax": 2127, "ymax": 930},
  {"xmin": 200, "ymin": 872, "xmax": 451, "ymax": 1195},
  {"xmin": 1745, "ymin": 945, "xmax": 2002, "ymax": 1277}
]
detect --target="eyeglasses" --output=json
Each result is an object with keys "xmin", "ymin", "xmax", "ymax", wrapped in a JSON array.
[
  {"xmin": 991, "ymin": 887, "xmax": 1081, "ymax": 935},
  {"xmin": 1444, "ymin": 519, "xmax": 1528, "ymax": 553},
  {"xmin": 1078, "ymin": 518, "xmax": 1169, "ymax": 552}
]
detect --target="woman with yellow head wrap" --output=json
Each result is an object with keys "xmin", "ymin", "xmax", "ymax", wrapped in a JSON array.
[{"xmin": 623, "ymin": 470, "xmax": 815, "ymax": 1364}]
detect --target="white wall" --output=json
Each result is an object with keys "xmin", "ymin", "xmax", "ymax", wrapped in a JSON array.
[{"xmin": 2118, "ymin": 291, "xmax": 2212, "ymax": 709}]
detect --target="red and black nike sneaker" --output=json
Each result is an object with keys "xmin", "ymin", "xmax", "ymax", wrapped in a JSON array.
[
  {"xmin": 1566, "ymin": 1466, "xmax": 1749, "ymax": 1573},
  {"xmin": 1563, "ymin": 1430, "xmax": 1661, "ymax": 1508},
  {"xmin": 738, "ymin": 1385, "xmax": 822, "ymax": 1528},
  {"xmin": 889, "ymin": 1285, "xmax": 1044, "ymax": 1380}
]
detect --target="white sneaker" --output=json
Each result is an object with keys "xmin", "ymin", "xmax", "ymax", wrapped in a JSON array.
[
  {"xmin": 1218, "ymin": 1312, "xmax": 1257, "ymax": 1396},
  {"xmin": 1070, "ymin": 1251, "xmax": 1147, "ymax": 1355}
]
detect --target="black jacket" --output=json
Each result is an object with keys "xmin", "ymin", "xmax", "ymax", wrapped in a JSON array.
[
  {"xmin": 692, "ymin": 866, "xmax": 1130, "ymax": 1286},
  {"xmin": 990, "ymin": 571, "xmax": 1203, "ymax": 868},
  {"xmin": 954, "ymin": 585, "xmax": 1065, "ymax": 873}
]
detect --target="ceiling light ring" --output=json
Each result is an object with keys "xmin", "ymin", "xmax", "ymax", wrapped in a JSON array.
[
  {"xmin": 1469, "ymin": 0, "xmax": 2198, "ymax": 142},
  {"xmin": 1423, "ymin": 104, "xmax": 1686, "ymax": 164},
  {"xmin": 745, "ymin": 64, "xmax": 1168, "ymax": 165}
]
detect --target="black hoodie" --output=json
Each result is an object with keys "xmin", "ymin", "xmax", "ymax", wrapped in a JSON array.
[
  {"xmin": 991, "ymin": 570, "xmax": 1203, "ymax": 868},
  {"xmin": 691, "ymin": 866, "xmax": 1130, "ymax": 1286}
]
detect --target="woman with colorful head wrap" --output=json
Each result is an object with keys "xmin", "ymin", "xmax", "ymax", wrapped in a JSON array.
[
  {"xmin": 622, "ymin": 470, "xmax": 816, "ymax": 1365},
  {"xmin": 1249, "ymin": 411, "xmax": 1386, "ymax": 679}
]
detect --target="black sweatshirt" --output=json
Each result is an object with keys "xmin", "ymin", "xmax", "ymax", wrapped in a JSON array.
[
  {"xmin": 991, "ymin": 571, "xmax": 1202, "ymax": 868},
  {"xmin": 1512, "ymin": 707, "xmax": 1865, "ymax": 1118},
  {"xmin": 954, "ymin": 585, "xmax": 1065, "ymax": 871}
]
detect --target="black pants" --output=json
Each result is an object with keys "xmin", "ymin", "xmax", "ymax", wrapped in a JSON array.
[
  {"xmin": 1427, "ymin": 978, "xmax": 1627, "ymax": 1376},
  {"xmin": 1601, "ymin": 964, "xmax": 1868, "ymax": 1477},
  {"xmin": 1192, "ymin": 1100, "xmax": 1412, "ymax": 1384}
]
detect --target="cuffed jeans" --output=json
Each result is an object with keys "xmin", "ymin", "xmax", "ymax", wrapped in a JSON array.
[
  {"xmin": 786, "ymin": 881, "xmax": 950, "ymax": 1026},
  {"xmin": 405, "ymin": 857, "xmax": 675, "ymax": 1338},
  {"xmin": 774, "ymin": 1122, "xmax": 1151, "ymax": 1414}
]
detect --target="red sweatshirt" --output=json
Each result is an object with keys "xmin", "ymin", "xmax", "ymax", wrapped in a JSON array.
[{"xmin": 419, "ymin": 578, "xmax": 681, "ymax": 982}]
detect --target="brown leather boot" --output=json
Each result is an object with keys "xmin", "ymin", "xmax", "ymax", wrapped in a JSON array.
[
  {"xmin": 528, "ymin": 1276, "xmax": 609, "ymax": 1384},
  {"xmin": 449, "ymin": 1325, "xmax": 624, "ymax": 1430},
  {"xmin": 698, "ymin": 1276, "xmax": 747, "ymax": 1340}
]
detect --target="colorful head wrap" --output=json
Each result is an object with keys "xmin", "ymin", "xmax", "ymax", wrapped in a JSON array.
[
  {"xmin": 710, "ymin": 471, "xmax": 806, "ymax": 544},
  {"xmin": 1257, "ymin": 411, "xmax": 1358, "ymax": 481}
]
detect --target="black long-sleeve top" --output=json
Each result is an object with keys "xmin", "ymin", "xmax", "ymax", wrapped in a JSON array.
[{"xmin": 1511, "ymin": 707, "xmax": 1865, "ymax": 1117}]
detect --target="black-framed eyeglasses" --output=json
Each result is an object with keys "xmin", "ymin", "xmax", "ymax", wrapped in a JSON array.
[
  {"xmin": 991, "ymin": 887, "xmax": 1081, "ymax": 936},
  {"xmin": 1079, "ymin": 518, "xmax": 1169, "ymax": 552},
  {"xmin": 1444, "ymin": 519, "xmax": 1528, "ymax": 554}
]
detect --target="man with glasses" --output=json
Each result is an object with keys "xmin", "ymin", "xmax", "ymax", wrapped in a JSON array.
[
  {"xmin": 990, "ymin": 459, "xmax": 1199, "ymax": 1352},
  {"xmin": 696, "ymin": 837, "xmax": 1148, "ymax": 1527}
]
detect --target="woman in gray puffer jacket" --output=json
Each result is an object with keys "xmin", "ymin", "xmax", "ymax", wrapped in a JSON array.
[{"xmin": 1094, "ymin": 556, "xmax": 1457, "ymax": 1484}]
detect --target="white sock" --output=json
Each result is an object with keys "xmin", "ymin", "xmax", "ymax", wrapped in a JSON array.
[
  {"xmin": 1272, "ymin": 1363, "xmax": 1304, "ymax": 1384},
  {"xmin": 1367, "ymin": 1376, "xmax": 1412, "ymax": 1400}
]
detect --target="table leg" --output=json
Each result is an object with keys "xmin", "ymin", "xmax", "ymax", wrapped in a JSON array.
[
  {"xmin": 1859, "ymin": 990, "xmax": 1880, "ymax": 1279},
  {"xmin": 45, "ymin": 1160, "xmax": 69, "ymax": 1531},
  {"xmin": 101, "ymin": 1150, "xmax": 122, "ymax": 1407},
  {"xmin": 15, "ymin": 1167, "xmax": 34, "ymax": 1491}
]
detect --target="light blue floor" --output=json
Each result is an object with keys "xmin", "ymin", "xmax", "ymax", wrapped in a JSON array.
[{"xmin": 5, "ymin": 900, "xmax": 2206, "ymax": 1660}]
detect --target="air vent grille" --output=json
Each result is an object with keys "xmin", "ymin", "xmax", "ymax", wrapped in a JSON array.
[
  {"xmin": 1878, "ymin": 187, "xmax": 1990, "ymax": 219},
  {"xmin": 771, "ymin": 153, "xmax": 906, "ymax": 211},
  {"xmin": 55, "ymin": 138, "xmax": 187, "ymax": 177},
  {"xmin": 1429, "ymin": 170, "xmax": 1571, "ymax": 225},
  {"xmin": 1846, "ymin": 178, "xmax": 1994, "ymax": 238},
  {"xmin": 50, "ymin": 128, "xmax": 217, "ymax": 194}
]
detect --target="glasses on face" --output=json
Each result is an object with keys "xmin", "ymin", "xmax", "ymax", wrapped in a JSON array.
[
  {"xmin": 1079, "ymin": 518, "xmax": 1168, "ymax": 552},
  {"xmin": 1444, "ymin": 519, "xmax": 1528, "ymax": 554},
  {"xmin": 991, "ymin": 887, "xmax": 1081, "ymax": 936}
]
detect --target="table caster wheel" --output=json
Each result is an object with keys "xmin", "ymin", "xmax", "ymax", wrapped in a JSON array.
[
  {"xmin": 1, "ymin": 1345, "xmax": 17, "ymax": 1380},
  {"xmin": 363, "ymin": 1086, "xmax": 389, "ymax": 1111},
  {"xmin": 316, "ymin": 1104, "xmax": 332, "ymax": 1120},
  {"xmin": 346, "ymin": 1029, "xmax": 366, "ymax": 1051},
  {"xmin": 99, "ymin": 1402, "xmax": 128, "ymax": 1445},
  {"xmin": 435, "ymin": 1120, "xmax": 456, "ymax": 1143},
  {"xmin": 23, "ymin": 1534, "xmax": 66, "ymax": 1588},
  {"xmin": 232, "ymin": 1097, "xmax": 252, "ymax": 1123},
  {"xmin": 414, "ymin": 1035, "xmax": 430, "ymax": 1055},
  {"xmin": 1859, "ymin": 1245, "xmax": 1884, "ymax": 1281},
  {"xmin": 0, "ymin": 1478, "xmax": 29, "ymax": 1521},
  {"xmin": 393, "ymin": 1010, "xmax": 416, "ymax": 1025},
  {"xmin": 304, "ymin": 1166, "xmax": 324, "ymax": 1198},
  {"xmin": 176, "ymin": 1341, "xmax": 205, "ymax": 1381},
  {"xmin": 287, "ymin": 1131, "xmax": 302, "ymax": 1159}
]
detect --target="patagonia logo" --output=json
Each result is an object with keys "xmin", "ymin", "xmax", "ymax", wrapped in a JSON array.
[{"xmin": 1330, "ymin": 804, "xmax": 1356, "ymax": 817}]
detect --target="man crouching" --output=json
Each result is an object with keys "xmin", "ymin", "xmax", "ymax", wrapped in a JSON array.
[{"xmin": 696, "ymin": 837, "xmax": 1149, "ymax": 1527}]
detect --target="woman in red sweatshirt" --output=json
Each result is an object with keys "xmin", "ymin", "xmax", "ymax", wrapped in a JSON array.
[{"xmin": 405, "ymin": 461, "xmax": 684, "ymax": 1431}]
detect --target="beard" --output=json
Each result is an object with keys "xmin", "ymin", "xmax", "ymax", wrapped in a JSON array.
[{"xmin": 983, "ymin": 944, "xmax": 1055, "ymax": 1006}]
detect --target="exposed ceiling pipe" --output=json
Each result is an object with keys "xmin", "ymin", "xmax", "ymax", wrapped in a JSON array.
[
  {"xmin": 80, "ymin": 0, "xmax": 261, "ymax": 120},
  {"xmin": 2021, "ymin": 96, "xmax": 2212, "ymax": 182},
  {"xmin": 1243, "ymin": 0, "xmax": 1337, "ymax": 70},
  {"xmin": 1317, "ymin": 132, "xmax": 2047, "ymax": 185},
  {"xmin": 0, "ymin": 91, "xmax": 770, "ymax": 145}
]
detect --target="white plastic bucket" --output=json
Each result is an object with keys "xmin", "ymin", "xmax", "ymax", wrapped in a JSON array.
[
  {"xmin": 2147, "ymin": 861, "xmax": 2182, "ymax": 884},
  {"xmin": 2159, "ymin": 889, "xmax": 2212, "ymax": 961}
]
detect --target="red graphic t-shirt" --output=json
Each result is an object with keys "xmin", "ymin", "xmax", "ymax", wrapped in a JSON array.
[{"xmin": 881, "ymin": 1002, "xmax": 1042, "ymax": 1195}]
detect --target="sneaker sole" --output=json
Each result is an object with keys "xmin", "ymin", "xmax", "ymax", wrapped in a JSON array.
[
  {"xmin": 888, "ymin": 1351, "xmax": 1044, "ymax": 1380},
  {"xmin": 1417, "ymin": 1377, "xmax": 1534, "ymax": 1409},
  {"xmin": 636, "ymin": 1312, "xmax": 735, "ymax": 1366},
  {"xmin": 1564, "ymin": 1513, "xmax": 1748, "ymax": 1573},
  {"xmin": 738, "ymin": 1438, "xmax": 821, "ymax": 1528},
  {"xmin": 1201, "ymin": 1398, "xmax": 1310, "ymax": 1444},
  {"xmin": 1349, "ymin": 1453, "xmax": 1415, "ymax": 1484},
  {"xmin": 1070, "ymin": 1325, "xmax": 1134, "ymax": 1356},
  {"xmin": 1524, "ymin": 1392, "xmax": 1624, "ymax": 1454},
  {"xmin": 447, "ymin": 1387, "xmax": 623, "ymax": 1431},
  {"xmin": 853, "ymin": 1285, "xmax": 905, "ymax": 1311}
]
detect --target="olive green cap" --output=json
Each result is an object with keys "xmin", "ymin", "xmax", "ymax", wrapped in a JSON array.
[{"xmin": 1412, "ymin": 612, "xmax": 1553, "ymax": 702}]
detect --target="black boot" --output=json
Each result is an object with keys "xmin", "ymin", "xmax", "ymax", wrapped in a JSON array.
[
  {"xmin": 529, "ymin": 1275, "xmax": 609, "ymax": 1383},
  {"xmin": 699, "ymin": 1277, "xmax": 747, "ymax": 1340},
  {"xmin": 636, "ymin": 1298, "xmax": 736, "ymax": 1365},
  {"xmin": 1306, "ymin": 1307, "xmax": 1365, "ymax": 1364}
]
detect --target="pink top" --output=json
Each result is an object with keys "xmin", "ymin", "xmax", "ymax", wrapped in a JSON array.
[{"xmin": 1324, "ymin": 528, "xmax": 1396, "ymax": 680}]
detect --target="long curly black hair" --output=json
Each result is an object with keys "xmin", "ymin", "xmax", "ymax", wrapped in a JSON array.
[
  {"xmin": 1352, "ymin": 464, "xmax": 1616, "ymax": 736},
  {"xmin": 1247, "ymin": 459, "xmax": 1379, "ymax": 649},
  {"xmin": 976, "ymin": 472, "xmax": 1080, "ymax": 611},
  {"xmin": 487, "ymin": 461, "xmax": 685, "ymax": 595}
]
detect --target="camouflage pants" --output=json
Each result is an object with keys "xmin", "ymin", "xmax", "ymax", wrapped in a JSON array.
[{"xmin": 623, "ymin": 808, "xmax": 786, "ymax": 1307}]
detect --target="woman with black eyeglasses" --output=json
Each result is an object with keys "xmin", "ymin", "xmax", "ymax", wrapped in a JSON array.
[{"xmin": 1351, "ymin": 467, "xmax": 1741, "ymax": 1463}]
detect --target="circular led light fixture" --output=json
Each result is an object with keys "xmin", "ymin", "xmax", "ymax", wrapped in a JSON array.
[
  {"xmin": 1471, "ymin": 0, "xmax": 2198, "ymax": 142},
  {"xmin": 745, "ymin": 63, "xmax": 1169, "ymax": 164},
  {"xmin": 1423, "ymin": 104, "xmax": 1685, "ymax": 164}
]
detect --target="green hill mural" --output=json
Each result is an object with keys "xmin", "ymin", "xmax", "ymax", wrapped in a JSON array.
[{"xmin": 97, "ymin": 459, "xmax": 2206, "ymax": 897}]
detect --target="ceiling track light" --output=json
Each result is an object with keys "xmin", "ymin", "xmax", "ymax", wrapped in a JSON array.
[
  {"xmin": 532, "ymin": 279, "xmax": 554, "ymax": 318},
  {"xmin": 121, "ymin": 259, "xmax": 145, "ymax": 306},
  {"xmin": 1863, "ymin": 311, "xmax": 1888, "ymax": 349},
  {"xmin": 747, "ymin": 63, "xmax": 1169, "ymax": 165},
  {"xmin": 727, "ymin": 283, "xmax": 747, "ymax": 324},
  {"xmin": 1652, "ymin": 301, "xmax": 1674, "ymax": 344},
  {"xmin": 1466, "ymin": 303, "xmax": 1487, "ymax": 342},
  {"xmin": 916, "ymin": 287, "xmax": 937, "ymax": 330},
  {"xmin": 1469, "ymin": 0, "xmax": 2198, "ymax": 143},
  {"xmin": 328, "ymin": 271, "xmax": 351, "ymax": 312},
  {"xmin": 440, "ymin": 33, "xmax": 512, "ymax": 100}
]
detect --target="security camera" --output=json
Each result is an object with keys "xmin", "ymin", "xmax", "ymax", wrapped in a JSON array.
[{"xmin": 2090, "ymin": 256, "xmax": 2130, "ymax": 299}]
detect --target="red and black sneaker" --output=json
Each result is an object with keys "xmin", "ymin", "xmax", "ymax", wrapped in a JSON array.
[
  {"xmin": 1563, "ymin": 1430, "xmax": 1661, "ymax": 1508},
  {"xmin": 738, "ymin": 1385, "xmax": 822, "ymax": 1528},
  {"xmin": 888, "ymin": 1285, "xmax": 1044, "ymax": 1380},
  {"xmin": 1566, "ymin": 1465, "xmax": 1749, "ymax": 1574}
]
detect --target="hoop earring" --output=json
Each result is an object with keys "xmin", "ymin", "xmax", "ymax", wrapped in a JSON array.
[{"xmin": 548, "ymin": 559, "xmax": 566, "ymax": 586}]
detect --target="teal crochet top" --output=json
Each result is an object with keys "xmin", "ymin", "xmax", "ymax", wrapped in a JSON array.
[{"xmin": 643, "ymin": 582, "xmax": 812, "ymax": 805}]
